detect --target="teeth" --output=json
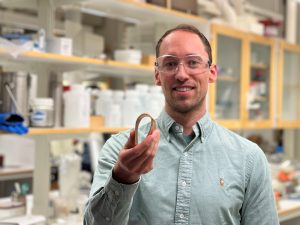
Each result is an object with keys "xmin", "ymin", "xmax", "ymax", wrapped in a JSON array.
[{"xmin": 175, "ymin": 87, "xmax": 192, "ymax": 91}]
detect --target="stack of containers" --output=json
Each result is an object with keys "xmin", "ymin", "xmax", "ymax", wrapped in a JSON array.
[{"xmin": 93, "ymin": 85, "xmax": 164, "ymax": 128}]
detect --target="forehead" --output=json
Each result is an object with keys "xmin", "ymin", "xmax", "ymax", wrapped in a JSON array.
[{"xmin": 159, "ymin": 30, "xmax": 207, "ymax": 57}]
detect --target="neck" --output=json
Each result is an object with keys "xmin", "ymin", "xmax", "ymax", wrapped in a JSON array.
[{"xmin": 165, "ymin": 106, "xmax": 206, "ymax": 135}]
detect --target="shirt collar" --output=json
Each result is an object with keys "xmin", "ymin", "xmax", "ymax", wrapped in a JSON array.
[{"xmin": 157, "ymin": 110, "xmax": 214, "ymax": 143}]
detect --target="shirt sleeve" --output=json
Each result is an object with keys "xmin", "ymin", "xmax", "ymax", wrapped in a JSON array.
[
  {"xmin": 240, "ymin": 144, "xmax": 279, "ymax": 225},
  {"xmin": 83, "ymin": 131, "xmax": 139, "ymax": 225}
]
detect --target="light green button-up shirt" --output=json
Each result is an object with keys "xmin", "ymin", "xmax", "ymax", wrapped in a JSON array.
[{"xmin": 84, "ymin": 111, "xmax": 279, "ymax": 225}]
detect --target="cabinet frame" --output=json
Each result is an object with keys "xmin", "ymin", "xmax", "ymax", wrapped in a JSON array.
[{"xmin": 277, "ymin": 41, "xmax": 300, "ymax": 128}]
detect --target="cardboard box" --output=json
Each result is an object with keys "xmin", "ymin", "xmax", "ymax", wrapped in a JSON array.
[
  {"xmin": 141, "ymin": 54, "xmax": 156, "ymax": 66},
  {"xmin": 90, "ymin": 116, "xmax": 104, "ymax": 128}
]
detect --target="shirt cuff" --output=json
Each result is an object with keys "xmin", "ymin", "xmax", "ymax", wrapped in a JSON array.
[{"xmin": 104, "ymin": 171, "xmax": 140, "ymax": 202}]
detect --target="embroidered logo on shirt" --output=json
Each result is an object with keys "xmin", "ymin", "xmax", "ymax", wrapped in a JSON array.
[{"xmin": 219, "ymin": 178, "xmax": 224, "ymax": 187}]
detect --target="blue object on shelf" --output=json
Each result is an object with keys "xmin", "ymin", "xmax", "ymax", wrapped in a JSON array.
[
  {"xmin": 0, "ymin": 113, "xmax": 28, "ymax": 135},
  {"xmin": 275, "ymin": 145, "xmax": 284, "ymax": 153}
]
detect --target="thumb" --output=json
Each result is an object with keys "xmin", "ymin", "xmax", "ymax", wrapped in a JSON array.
[{"xmin": 124, "ymin": 130, "xmax": 136, "ymax": 149}]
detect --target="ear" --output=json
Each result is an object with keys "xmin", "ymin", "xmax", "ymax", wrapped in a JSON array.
[
  {"xmin": 154, "ymin": 69, "xmax": 162, "ymax": 86},
  {"xmin": 208, "ymin": 64, "xmax": 217, "ymax": 83}
]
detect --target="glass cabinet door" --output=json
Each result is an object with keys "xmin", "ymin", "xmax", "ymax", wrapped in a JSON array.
[
  {"xmin": 278, "ymin": 42, "xmax": 300, "ymax": 127},
  {"xmin": 244, "ymin": 37, "xmax": 275, "ymax": 128},
  {"xmin": 216, "ymin": 35, "xmax": 241, "ymax": 119},
  {"xmin": 210, "ymin": 25, "xmax": 246, "ymax": 129},
  {"xmin": 248, "ymin": 43, "xmax": 270, "ymax": 120}
]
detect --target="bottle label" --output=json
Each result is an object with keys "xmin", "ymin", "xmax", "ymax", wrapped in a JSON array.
[{"xmin": 30, "ymin": 111, "xmax": 46, "ymax": 123}]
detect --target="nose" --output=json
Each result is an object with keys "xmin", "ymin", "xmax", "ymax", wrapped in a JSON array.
[{"xmin": 175, "ymin": 62, "xmax": 189, "ymax": 81}]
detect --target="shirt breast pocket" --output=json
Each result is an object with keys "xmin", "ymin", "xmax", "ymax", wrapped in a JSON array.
[{"xmin": 218, "ymin": 169, "xmax": 244, "ymax": 210}]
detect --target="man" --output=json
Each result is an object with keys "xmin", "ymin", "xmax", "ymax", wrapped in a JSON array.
[{"xmin": 84, "ymin": 24, "xmax": 279, "ymax": 225}]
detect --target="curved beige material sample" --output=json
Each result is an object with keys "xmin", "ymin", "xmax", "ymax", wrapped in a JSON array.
[{"xmin": 134, "ymin": 113, "xmax": 157, "ymax": 145}]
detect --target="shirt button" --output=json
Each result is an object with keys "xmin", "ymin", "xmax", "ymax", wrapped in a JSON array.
[
  {"xmin": 175, "ymin": 125, "xmax": 180, "ymax": 131},
  {"xmin": 179, "ymin": 214, "xmax": 184, "ymax": 219},
  {"xmin": 182, "ymin": 181, "xmax": 186, "ymax": 187},
  {"xmin": 105, "ymin": 217, "xmax": 110, "ymax": 221},
  {"xmin": 184, "ymin": 152, "xmax": 188, "ymax": 157}
]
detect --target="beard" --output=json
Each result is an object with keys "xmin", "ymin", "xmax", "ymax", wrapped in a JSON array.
[{"xmin": 165, "ymin": 94, "xmax": 205, "ymax": 114}]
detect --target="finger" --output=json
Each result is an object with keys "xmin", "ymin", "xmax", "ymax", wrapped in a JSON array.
[
  {"xmin": 124, "ymin": 129, "xmax": 160, "ymax": 163},
  {"xmin": 124, "ymin": 130, "xmax": 136, "ymax": 149},
  {"xmin": 123, "ymin": 137, "xmax": 159, "ymax": 174},
  {"xmin": 120, "ymin": 137, "xmax": 154, "ymax": 167},
  {"xmin": 118, "ymin": 129, "xmax": 160, "ymax": 173}
]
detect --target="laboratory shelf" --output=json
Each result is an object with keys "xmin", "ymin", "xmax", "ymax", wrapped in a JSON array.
[
  {"xmin": 0, "ymin": 166, "xmax": 33, "ymax": 181},
  {"xmin": 28, "ymin": 127, "xmax": 129, "ymax": 135},
  {"xmin": 76, "ymin": 0, "xmax": 207, "ymax": 25},
  {"xmin": 0, "ymin": 48, "xmax": 153, "ymax": 77},
  {"xmin": 0, "ymin": 127, "xmax": 129, "ymax": 135}
]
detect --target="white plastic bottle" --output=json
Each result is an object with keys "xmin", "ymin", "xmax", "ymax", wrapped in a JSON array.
[
  {"xmin": 148, "ymin": 85, "xmax": 164, "ymax": 118},
  {"xmin": 106, "ymin": 104, "xmax": 122, "ymax": 127},
  {"xmin": 38, "ymin": 29, "xmax": 46, "ymax": 52},
  {"xmin": 113, "ymin": 90, "xmax": 124, "ymax": 107},
  {"xmin": 135, "ymin": 84, "xmax": 149, "ymax": 113},
  {"xmin": 122, "ymin": 90, "xmax": 142, "ymax": 127},
  {"xmin": 95, "ymin": 90, "xmax": 113, "ymax": 125},
  {"xmin": 63, "ymin": 84, "xmax": 90, "ymax": 128}
]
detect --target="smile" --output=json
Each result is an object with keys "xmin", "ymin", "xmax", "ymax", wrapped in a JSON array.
[{"xmin": 173, "ymin": 87, "xmax": 194, "ymax": 91}]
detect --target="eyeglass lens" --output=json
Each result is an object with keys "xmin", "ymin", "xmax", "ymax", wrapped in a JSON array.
[{"xmin": 157, "ymin": 55, "xmax": 208, "ymax": 74}]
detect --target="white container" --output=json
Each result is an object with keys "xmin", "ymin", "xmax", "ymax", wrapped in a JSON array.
[
  {"xmin": 122, "ymin": 90, "xmax": 142, "ymax": 127},
  {"xmin": 47, "ymin": 37, "xmax": 73, "ymax": 56},
  {"xmin": 113, "ymin": 90, "xmax": 124, "ymax": 106},
  {"xmin": 30, "ymin": 98, "xmax": 54, "ymax": 127},
  {"xmin": 148, "ymin": 92, "xmax": 164, "ymax": 118},
  {"xmin": 59, "ymin": 152, "xmax": 81, "ymax": 211},
  {"xmin": 95, "ymin": 90, "xmax": 113, "ymax": 125},
  {"xmin": 135, "ymin": 84, "xmax": 149, "ymax": 113},
  {"xmin": 38, "ymin": 29, "xmax": 46, "ymax": 52},
  {"xmin": 114, "ymin": 49, "xmax": 142, "ymax": 64},
  {"xmin": 63, "ymin": 84, "xmax": 90, "ymax": 128},
  {"xmin": 147, "ymin": 85, "xmax": 164, "ymax": 118},
  {"xmin": 106, "ymin": 104, "xmax": 122, "ymax": 127},
  {"xmin": 149, "ymin": 85, "xmax": 162, "ymax": 94}
]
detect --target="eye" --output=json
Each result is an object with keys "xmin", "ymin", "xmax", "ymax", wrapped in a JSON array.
[
  {"xmin": 186, "ymin": 56, "xmax": 205, "ymax": 68},
  {"xmin": 163, "ymin": 59, "xmax": 178, "ymax": 70}
]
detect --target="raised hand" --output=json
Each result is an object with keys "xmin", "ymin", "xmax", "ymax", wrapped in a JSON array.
[{"xmin": 113, "ymin": 129, "xmax": 160, "ymax": 184}]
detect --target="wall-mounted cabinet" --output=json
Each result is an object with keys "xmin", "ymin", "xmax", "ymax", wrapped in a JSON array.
[
  {"xmin": 209, "ymin": 24, "xmax": 275, "ymax": 129},
  {"xmin": 277, "ymin": 42, "xmax": 300, "ymax": 128}
]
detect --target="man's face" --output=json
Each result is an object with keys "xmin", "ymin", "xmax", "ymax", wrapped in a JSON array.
[{"xmin": 155, "ymin": 30, "xmax": 217, "ymax": 115}]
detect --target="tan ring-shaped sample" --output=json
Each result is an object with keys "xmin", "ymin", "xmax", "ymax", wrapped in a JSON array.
[{"xmin": 134, "ymin": 113, "xmax": 157, "ymax": 145}]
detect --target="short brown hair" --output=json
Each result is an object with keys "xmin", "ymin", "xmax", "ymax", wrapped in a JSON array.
[{"xmin": 155, "ymin": 24, "xmax": 212, "ymax": 65}]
